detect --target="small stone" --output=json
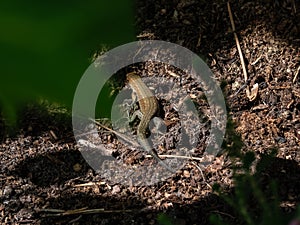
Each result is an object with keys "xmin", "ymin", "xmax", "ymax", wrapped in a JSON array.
[
  {"xmin": 112, "ymin": 185, "xmax": 121, "ymax": 194},
  {"xmin": 183, "ymin": 170, "xmax": 190, "ymax": 178}
]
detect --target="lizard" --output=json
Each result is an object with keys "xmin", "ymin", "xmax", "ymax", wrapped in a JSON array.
[{"xmin": 126, "ymin": 72, "xmax": 175, "ymax": 173}]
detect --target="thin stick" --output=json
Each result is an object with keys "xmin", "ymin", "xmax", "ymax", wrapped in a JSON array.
[
  {"xmin": 74, "ymin": 181, "xmax": 106, "ymax": 187},
  {"xmin": 191, "ymin": 161, "xmax": 212, "ymax": 189},
  {"xmin": 227, "ymin": 1, "xmax": 248, "ymax": 83},
  {"xmin": 145, "ymin": 154, "xmax": 206, "ymax": 162},
  {"xmin": 293, "ymin": 66, "xmax": 300, "ymax": 83},
  {"xmin": 91, "ymin": 118, "xmax": 139, "ymax": 147},
  {"xmin": 91, "ymin": 118, "xmax": 210, "ymax": 163},
  {"xmin": 39, "ymin": 207, "xmax": 133, "ymax": 217},
  {"xmin": 210, "ymin": 210, "xmax": 235, "ymax": 219}
]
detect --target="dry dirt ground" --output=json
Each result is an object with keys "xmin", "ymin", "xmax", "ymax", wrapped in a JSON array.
[{"xmin": 1, "ymin": 0, "xmax": 300, "ymax": 224}]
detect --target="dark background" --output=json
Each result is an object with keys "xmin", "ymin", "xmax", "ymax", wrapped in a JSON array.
[{"xmin": 0, "ymin": 0, "xmax": 135, "ymax": 123}]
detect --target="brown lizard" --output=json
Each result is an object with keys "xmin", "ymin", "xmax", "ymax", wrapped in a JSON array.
[{"xmin": 126, "ymin": 72, "xmax": 175, "ymax": 173}]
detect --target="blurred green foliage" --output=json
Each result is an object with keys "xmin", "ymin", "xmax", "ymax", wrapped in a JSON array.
[
  {"xmin": 210, "ymin": 150, "xmax": 297, "ymax": 225},
  {"xmin": 0, "ymin": 0, "xmax": 135, "ymax": 125},
  {"xmin": 157, "ymin": 213, "xmax": 174, "ymax": 225}
]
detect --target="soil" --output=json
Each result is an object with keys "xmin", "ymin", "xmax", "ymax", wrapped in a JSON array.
[{"xmin": 1, "ymin": 0, "xmax": 300, "ymax": 224}]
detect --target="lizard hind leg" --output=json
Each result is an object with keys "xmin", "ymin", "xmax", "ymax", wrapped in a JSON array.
[
  {"xmin": 128, "ymin": 110, "xmax": 143, "ymax": 123},
  {"xmin": 128, "ymin": 110, "xmax": 152, "ymax": 136}
]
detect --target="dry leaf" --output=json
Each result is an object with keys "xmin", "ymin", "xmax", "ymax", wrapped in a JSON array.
[{"xmin": 246, "ymin": 83, "xmax": 259, "ymax": 101}]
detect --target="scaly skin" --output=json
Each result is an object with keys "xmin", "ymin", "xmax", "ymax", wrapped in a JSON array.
[{"xmin": 126, "ymin": 72, "xmax": 174, "ymax": 173}]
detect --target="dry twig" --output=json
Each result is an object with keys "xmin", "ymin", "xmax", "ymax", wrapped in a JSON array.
[
  {"xmin": 38, "ymin": 207, "xmax": 133, "ymax": 217},
  {"xmin": 293, "ymin": 66, "xmax": 300, "ymax": 83},
  {"xmin": 227, "ymin": 1, "xmax": 258, "ymax": 101}
]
